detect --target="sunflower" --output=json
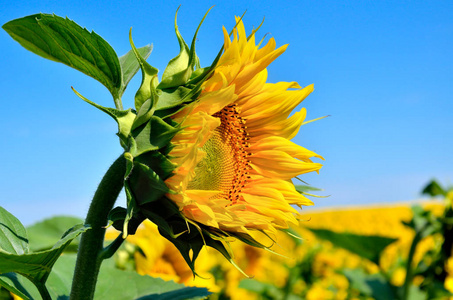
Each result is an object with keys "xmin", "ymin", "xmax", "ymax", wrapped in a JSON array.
[{"xmin": 165, "ymin": 18, "xmax": 323, "ymax": 241}]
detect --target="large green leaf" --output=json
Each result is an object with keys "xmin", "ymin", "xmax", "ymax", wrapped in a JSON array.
[
  {"xmin": 307, "ymin": 228, "xmax": 397, "ymax": 264},
  {"xmin": 0, "ymin": 224, "xmax": 89, "ymax": 282},
  {"xmin": 343, "ymin": 269, "xmax": 396, "ymax": 300},
  {"xmin": 0, "ymin": 207, "xmax": 89, "ymax": 300},
  {"xmin": 15, "ymin": 254, "xmax": 210, "ymax": 299},
  {"xmin": 239, "ymin": 279, "xmax": 286, "ymax": 300},
  {"xmin": 26, "ymin": 216, "xmax": 83, "ymax": 252},
  {"xmin": 2, "ymin": 13, "xmax": 122, "ymax": 99},
  {"xmin": 0, "ymin": 272, "xmax": 40, "ymax": 300},
  {"xmin": 119, "ymin": 45, "xmax": 153, "ymax": 97},
  {"xmin": 0, "ymin": 206, "xmax": 29, "ymax": 255}
]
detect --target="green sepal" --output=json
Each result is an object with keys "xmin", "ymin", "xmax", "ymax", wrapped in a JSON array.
[
  {"xmin": 138, "ymin": 200, "xmax": 248, "ymax": 276},
  {"xmin": 158, "ymin": 220, "xmax": 240, "ymax": 276},
  {"xmin": 140, "ymin": 200, "xmax": 188, "ymax": 240},
  {"xmin": 134, "ymin": 150, "xmax": 176, "ymax": 180},
  {"xmin": 107, "ymin": 207, "xmax": 144, "ymax": 236},
  {"xmin": 119, "ymin": 44, "xmax": 153, "ymax": 98},
  {"xmin": 127, "ymin": 162, "xmax": 170, "ymax": 206},
  {"xmin": 72, "ymin": 88, "xmax": 135, "ymax": 148},
  {"xmin": 123, "ymin": 180, "xmax": 139, "ymax": 238},
  {"xmin": 232, "ymin": 231, "xmax": 269, "ymax": 249},
  {"xmin": 158, "ymin": 7, "xmax": 212, "ymax": 89},
  {"xmin": 155, "ymin": 86, "xmax": 191, "ymax": 111},
  {"xmin": 186, "ymin": 67, "xmax": 211, "ymax": 85},
  {"xmin": 132, "ymin": 96, "xmax": 158, "ymax": 131},
  {"xmin": 123, "ymin": 152, "xmax": 134, "ymax": 179},
  {"xmin": 129, "ymin": 29, "xmax": 159, "ymax": 113},
  {"xmin": 130, "ymin": 116, "xmax": 179, "ymax": 157},
  {"xmin": 158, "ymin": 8, "xmax": 191, "ymax": 89}
]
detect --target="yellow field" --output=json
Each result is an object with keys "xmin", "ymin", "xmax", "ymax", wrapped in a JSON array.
[{"xmin": 107, "ymin": 201, "xmax": 450, "ymax": 299}]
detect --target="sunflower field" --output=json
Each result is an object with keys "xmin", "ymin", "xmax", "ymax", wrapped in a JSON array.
[
  {"xmin": 103, "ymin": 179, "xmax": 452, "ymax": 300},
  {"xmin": 2, "ymin": 180, "xmax": 451, "ymax": 299}
]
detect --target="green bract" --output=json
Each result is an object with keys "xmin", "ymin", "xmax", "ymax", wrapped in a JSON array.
[{"xmin": 71, "ymin": 9, "xmax": 237, "ymax": 274}]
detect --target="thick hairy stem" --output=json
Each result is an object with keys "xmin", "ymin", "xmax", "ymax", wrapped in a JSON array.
[{"xmin": 69, "ymin": 155, "xmax": 126, "ymax": 300}]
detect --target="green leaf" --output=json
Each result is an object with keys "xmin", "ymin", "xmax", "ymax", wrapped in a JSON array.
[
  {"xmin": 307, "ymin": 228, "xmax": 397, "ymax": 264},
  {"xmin": 421, "ymin": 180, "xmax": 446, "ymax": 197},
  {"xmin": 404, "ymin": 205, "xmax": 441, "ymax": 238},
  {"xmin": 119, "ymin": 45, "xmax": 153, "ymax": 97},
  {"xmin": 343, "ymin": 269, "xmax": 396, "ymax": 300},
  {"xmin": 0, "ymin": 272, "xmax": 39, "ymax": 300},
  {"xmin": 131, "ymin": 116, "xmax": 179, "ymax": 157},
  {"xmin": 3, "ymin": 13, "xmax": 122, "ymax": 99},
  {"xmin": 0, "ymin": 224, "xmax": 89, "ymax": 285},
  {"xmin": 41, "ymin": 254, "xmax": 211, "ymax": 299},
  {"xmin": 397, "ymin": 284, "xmax": 429, "ymax": 300},
  {"xmin": 0, "ymin": 206, "xmax": 29, "ymax": 255},
  {"xmin": 238, "ymin": 279, "xmax": 284, "ymax": 299},
  {"xmin": 135, "ymin": 287, "xmax": 211, "ymax": 300},
  {"xmin": 26, "ymin": 216, "xmax": 83, "ymax": 252}
]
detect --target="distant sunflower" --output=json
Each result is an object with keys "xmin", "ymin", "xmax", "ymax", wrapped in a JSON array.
[{"xmin": 165, "ymin": 18, "xmax": 323, "ymax": 240}]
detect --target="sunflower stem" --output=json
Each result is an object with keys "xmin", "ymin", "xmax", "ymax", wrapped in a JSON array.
[
  {"xmin": 70, "ymin": 154, "xmax": 126, "ymax": 300},
  {"xmin": 401, "ymin": 229, "xmax": 422, "ymax": 300}
]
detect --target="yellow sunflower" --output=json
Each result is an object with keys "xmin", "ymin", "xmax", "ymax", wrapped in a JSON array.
[{"xmin": 165, "ymin": 18, "xmax": 323, "ymax": 241}]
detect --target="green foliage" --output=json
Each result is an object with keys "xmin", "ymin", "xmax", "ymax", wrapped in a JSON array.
[
  {"xmin": 0, "ymin": 207, "xmax": 89, "ymax": 299},
  {"xmin": 307, "ymin": 228, "xmax": 398, "ymax": 265},
  {"xmin": 1, "ymin": 253, "xmax": 210, "ymax": 300},
  {"xmin": 2, "ymin": 14, "xmax": 122, "ymax": 101},
  {"xmin": 26, "ymin": 216, "xmax": 83, "ymax": 252},
  {"xmin": 422, "ymin": 180, "xmax": 447, "ymax": 197},
  {"xmin": 239, "ymin": 279, "xmax": 298, "ymax": 300},
  {"xmin": 0, "ymin": 207, "xmax": 29, "ymax": 255},
  {"xmin": 343, "ymin": 269, "xmax": 396, "ymax": 300}
]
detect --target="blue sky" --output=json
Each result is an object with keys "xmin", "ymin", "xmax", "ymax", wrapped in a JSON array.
[{"xmin": 1, "ymin": 1, "xmax": 452, "ymax": 225}]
